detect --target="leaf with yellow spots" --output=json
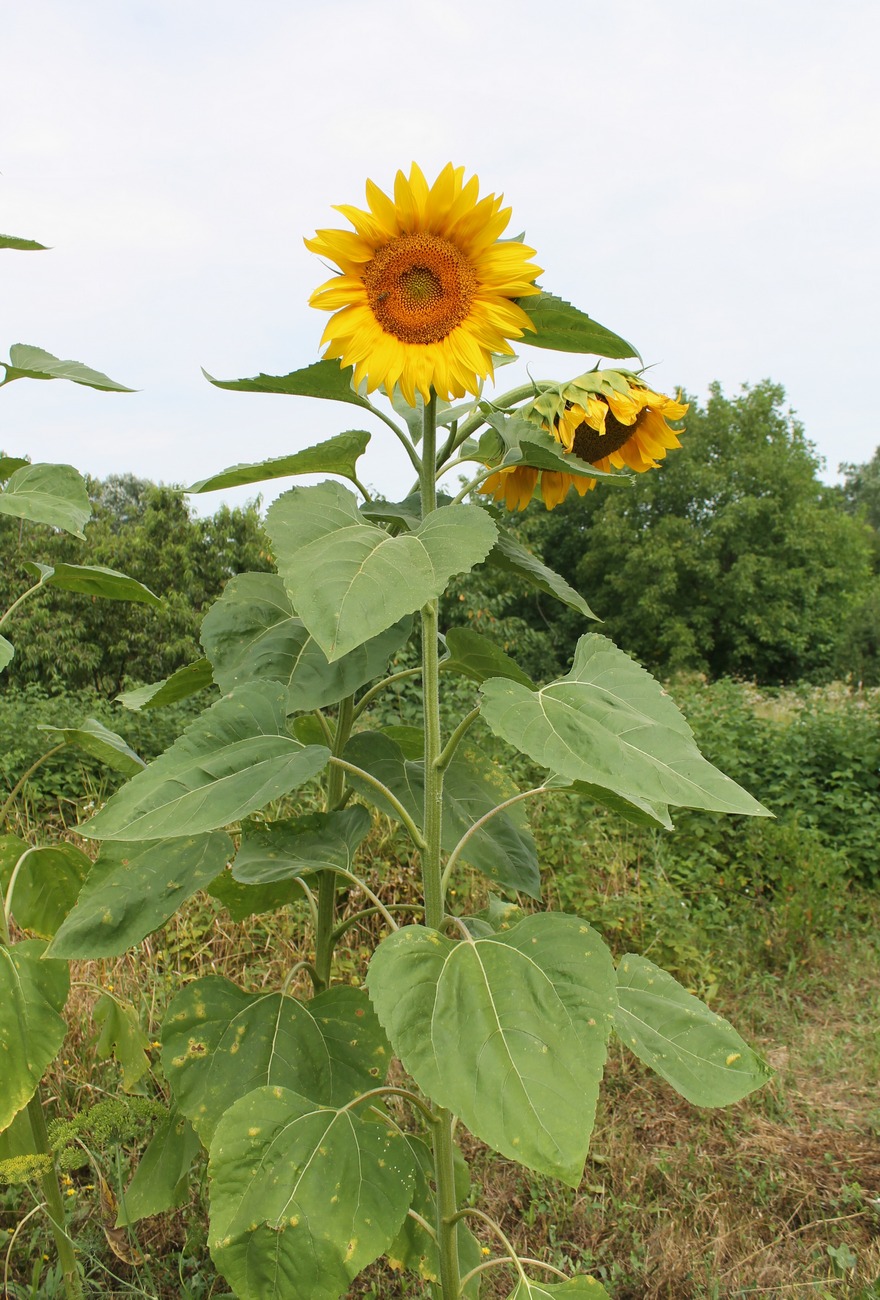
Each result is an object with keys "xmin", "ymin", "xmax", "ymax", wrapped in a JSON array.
[
  {"xmin": 614, "ymin": 954, "xmax": 771, "ymax": 1106},
  {"xmin": 0, "ymin": 940, "xmax": 69, "ymax": 1130},
  {"xmin": 208, "ymin": 1085, "xmax": 415, "ymax": 1300},
  {"xmin": 366, "ymin": 914, "xmax": 617, "ymax": 1186}
]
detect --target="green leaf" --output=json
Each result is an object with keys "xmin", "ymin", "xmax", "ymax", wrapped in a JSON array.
[
  {"xmin": 163, "ymin": 978, "xmax": 389, "ymax": 1142},
  {"xmin": 47, "ymin": 833, "xmax": 232, "ymax": 959},
  {"xmin": 367, "ymin": 914, "xmax": 617, "ymax": 1185},
  {"xmin": 0, "ymin": 457, "xmax": 30, "ymax": 480},
  {"xmin": 0, "ymin": 940, "xmax": 69, "ymax": 1129},
  {"xmin": 93, "ymin": 994, "xmax": 151, "ymax": 1090},
  {"xmin": 116, "ymin": 659, "xmax": 215, "ymax": 711},
  {"xmin": 208, "ymin": 1086, "xmax": 415, "ymax": 1300},
  {"xmin": 206, "ymin": 870, "xmax": 303, "ymax": 922},
  {"xmin": 37, "ymin": 718, "xmax": 145, "ymax": 777},
  {"xmin": 202, "ymin": 358, "xmax": 372, "ymax": 409},
  {"xmin": 486, "ymin": 529, "xmax": 597, "ymax": 620},
  {"xmin": 386, "ymin": 1134, "xmax": 482, "ymax": 1294},
  {"xmin": 117, "ymin": 1110, "xmax": 201, "ymax": 1226},
  {"xmin": 5, "ymin": 842, "xmax": 91, "ymax": 938},
  {"xmin": 548, "ymin": 776, "xmax": 673, "ymax": 831},
  {"xmin": 22, "ymin": 561, "xmax": 162, "ymax": 606},
  {"xmin": 80, "ymin": 683, "xmax": 330, "ymax": 841},
  {"xmin": 0, "ymin": 635, "xmax": 13, "ymax": 673},
  {"xmin": 201, "ymin": 571, "xmax": 412, "ymax": 713},
  {"xmin": 444, "ymin": 627, "xmax": 535, "ymax": 689},
  {"xmin": 614, "ymin": 954, "xmax": 771, "ymax": 1106},
  {"xmin": 0, "ymin": 234, "xmax": 49, "ymax": 251},
  {"xmin": 188, "ymin": 430, "xmax": 372, "ymax": 493},
  {"xmin": 232, "ymin": 808, "xmax": 371, "ymax": 885},
  {"xmin": 3, "ymin": 344, "xmax": 134, "ymax": 391},
  {"xmin": 0, "ymin": 463, "xmax": 91, "ymax": 538},
  {"xmin": 345, "ymin": 731, "xmax": 540, "ymax": 896},
  {"xmin": 268, "ymin": 483, "xmax": 497, "ymax": 661},
  {"xmin": 480, "ymin": 634, "xmax": 771, "ymax": 815},
  {"xmin": 517, "ymin": 291, "xmax": 639, "ymax": 361},
  {"xmin": 506, "ymin": 1277, "xmax": 612, "ymax": 1299},
  {"xmin": 481, "ymin": 412, "xmax": 620, "ymax": 481},
  {"xmin": 0, "ymin": 834, "xmax": 28, "ymax": 893}
]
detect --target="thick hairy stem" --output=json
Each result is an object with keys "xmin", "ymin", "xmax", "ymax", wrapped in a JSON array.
[
  {"xmin": 314, "ymin": 696, "xmax": 355, "ymax": 991},
  {"xmin": 27, "ymin": 1093, "xmax": 83, "ymax": 1300}
]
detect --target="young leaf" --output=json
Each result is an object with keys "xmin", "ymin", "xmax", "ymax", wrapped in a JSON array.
[
  {"xmin": 614, "ymin": 954, "xmax": 771, "ymax": 1106},
  {"xmin": 444, "ymin": 626, "xmax": 535, "ymax": 689},
  {"xmin": 5, "ymin": 842, "xmax": 91, "ymax": 938},
  {"xmin": 267, "ymin": 481, "xmax": 497, "ymax": 661},
  {"xmin": 0, "ymin": 234, "xmax": 49, "ymax": 251},
  {"xmin": 0, "ymin": 463, "xmax": 91, "ymax": 538},
  {"xmin": 163, "ymin": 978, "xmax": 389, "ymax": 1141},
  {"xmin": 517, "ymin": 291, "xmax": 639, "ymax": 361},
  {"xmin": 208, "ymin": 1086, "xmax": 415, "ymax": 1300},
  {"xmin": 93, "ymin": 994, "xmax": 151, "ymax": 1090},
  {"xmin": 47, "ymin": 833, "xmax": 233, "ymax": 958},
  {"xmin": 3, "ymin": 344, "xmax": 134, "ymax": 391},
  {"xmin": 367, "ymin": 914, "xmax": 617, "ymax": 1186},
  {"xmin": 485, "ymin": 529, "xmax": 597, "ymax": 620},
  {"xmin": 116, "ymin": 1110, "xmax": 201, "ymax": 1226},
  {"xmin": 202, "ymin": 358, "xmax": 372, "ymax": 409},
  {"xmin": 232, "ymin": 808, "xmax": 372, "ymax": 884},
  {"xmin": 188, "ymin": 429, "xmax": 371, "ymax": 493},
  {"xmin": 0, "ymin": 940, "xmax": 69, "ymax": 1130},
  {"xmin": 22, "ymin": 561, "xmax": 162, "ymax": 606},
  {"xmin": 345, "ymin": 731, "xmax": 541, "ymax": 896},
  {"xmin": 480, "ymin": 634, "xmax": 771, "ymax": 815},
  {"xmin": 201, "ymin": 571, "xmax": 412, "ymax": 713},
  {"xmin": 116, "ymin": 658, "xmax": 215, "ymax": 711},
  {"xmin": 37, "ymin": 718, "xmax": 145, "ymax": 777},
  {"xmin": 79, "ymin": 683, "xmax": 330, "ymax": 841}
]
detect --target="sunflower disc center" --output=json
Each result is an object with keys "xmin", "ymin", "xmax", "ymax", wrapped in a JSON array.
[
  {"xmin": 572, "ymin": 405, "xmax": 644, "ymax": 463},
  {"xmin": 364, "ymin": 232, "xmax": 477, "ymax": 345}
]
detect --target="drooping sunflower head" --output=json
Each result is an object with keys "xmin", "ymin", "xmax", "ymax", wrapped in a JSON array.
[
  {"xmin": 305, "ymin": 163, "xmax": 542, "ymax": 405},
  {"xmin": 480, "ymin": 375, "xmax": 688, "ymax": 511}
]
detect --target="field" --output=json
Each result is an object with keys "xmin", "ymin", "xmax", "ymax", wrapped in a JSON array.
[{"xmin": 2, "ymin": 680, "xmax": 879, "ymax": 1299}]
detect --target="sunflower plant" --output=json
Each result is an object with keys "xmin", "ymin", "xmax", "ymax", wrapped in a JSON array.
[{"xmin": 48, "ymin": 166, "xmax": 771, "ymax": 1299}]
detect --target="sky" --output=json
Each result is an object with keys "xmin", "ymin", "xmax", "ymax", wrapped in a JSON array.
[{"xmin": 3, "ymin": 0, "xmax": 878, "ymax": 516}]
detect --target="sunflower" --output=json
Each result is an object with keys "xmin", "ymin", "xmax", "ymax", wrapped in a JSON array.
[
  {"xmin": 480, "ymin": 381, "xmax": 688, "ymax": 511},
  {"xmin": 305, "ymin": 164, "xmax": 542, "ymax": 405}
]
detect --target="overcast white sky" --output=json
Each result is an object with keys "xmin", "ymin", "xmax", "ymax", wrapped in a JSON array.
[{"xmin": 3, "ymin": 0, "xmax": 878, "ymax": 515}]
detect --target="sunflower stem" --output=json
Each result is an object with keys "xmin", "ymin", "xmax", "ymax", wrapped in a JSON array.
[
  {"xmin": 314, "ymin": 695, "xmax": 355, "ymax": 991},
  {"xmin": 417, "ymin": 390, "xmax": 462, "ymax": 1300}
]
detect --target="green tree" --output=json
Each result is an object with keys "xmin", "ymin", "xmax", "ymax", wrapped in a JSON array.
[
  {"xmin": 0, "ymin": 474, "xmax": 272, "ymax": 694},
  {"xmin": 474, "ymin": 381, "xmax": 874, "ymax": 684}
]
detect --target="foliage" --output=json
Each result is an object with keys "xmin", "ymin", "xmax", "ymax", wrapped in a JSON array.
[{"xmin": 484, "ymin": 381, "xmax": 875, "ymax": 684}]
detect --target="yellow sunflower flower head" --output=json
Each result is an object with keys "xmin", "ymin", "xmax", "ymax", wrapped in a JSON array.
[
  {"xmin": 305, "ymin": 163, "xmax": 543, "ymax": 406},
  {"xmin": 481, "ymin": 375, "xmax": 688, "ymax": 511}
]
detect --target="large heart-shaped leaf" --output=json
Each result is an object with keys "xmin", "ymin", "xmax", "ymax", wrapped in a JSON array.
[
  {"xmin": 0, "ymin": 940, "xmax": 69, "ymax": 1129},
  {"xmin": 23, "ymin": 561, "xmax": 161, "ymax": 606},
  {"xmin": 201, "ymin": 571, "xmax": 411, "ymax": 712},
  {"xmin": 5, "ymin": 842, "xmax": 91, "ymax": 938},
  {"xmin": 2, "ymin": 344, "xmax": 134, "ymax": 391},
  {"xmin": 48, "ymin": 833, "xmax": 233, "ymax": 958},
  {"xmin": 615, "ymin": 955, "xmax": 771, "ymax": 1106},
  {"xmin": 116, "ymin": 659, "xmax": 215, "ymax": 711},
  {"xmin": 163, "ymin": 977, "xmax": 388, "ymax": 1141},
  {"xmin": 202, "ymin": 358, "xmax": 371, "ymax": 407},
  {"xmin": 188, "ymin": 430, "xmax": 371, "ymax": 493},
  {"xmin": 480, "ymin": 634, "xmax": 770, "ymax": 815},
  {"xmin": 267, "ymin": 482, "xmax": 496, "ymax": 660},
  {"xmin": 517, "ymin": 291, "xmax": 639, "ymax": 361},
  {"xmin": 0, "ymin": 463, "xmax": 91, "ymax": 537},
  {"xmin": 209, "ymin": 1086, "xmax": 415, "ymax": 1300},
  {"xmin": 345, "ymin": 731, "xmax": 540, "ymax": 896},
  {"xmin": 37, "ymin": 718, "xmax": 145, "ymax": 777},
  {"xmin": 232, "ymin": 808, "xmax": 371, "ymax": 885},
  {"xmin": 485, "ymin": 529, "xmax": 596, "ymax": 620},
  {"xmin": 80, "ymin": 684, "xmax": 330, "ymax": 841},
  {"xmin": 367, "ymin": 914, "xmax": 617, "ymax": 1185}
]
